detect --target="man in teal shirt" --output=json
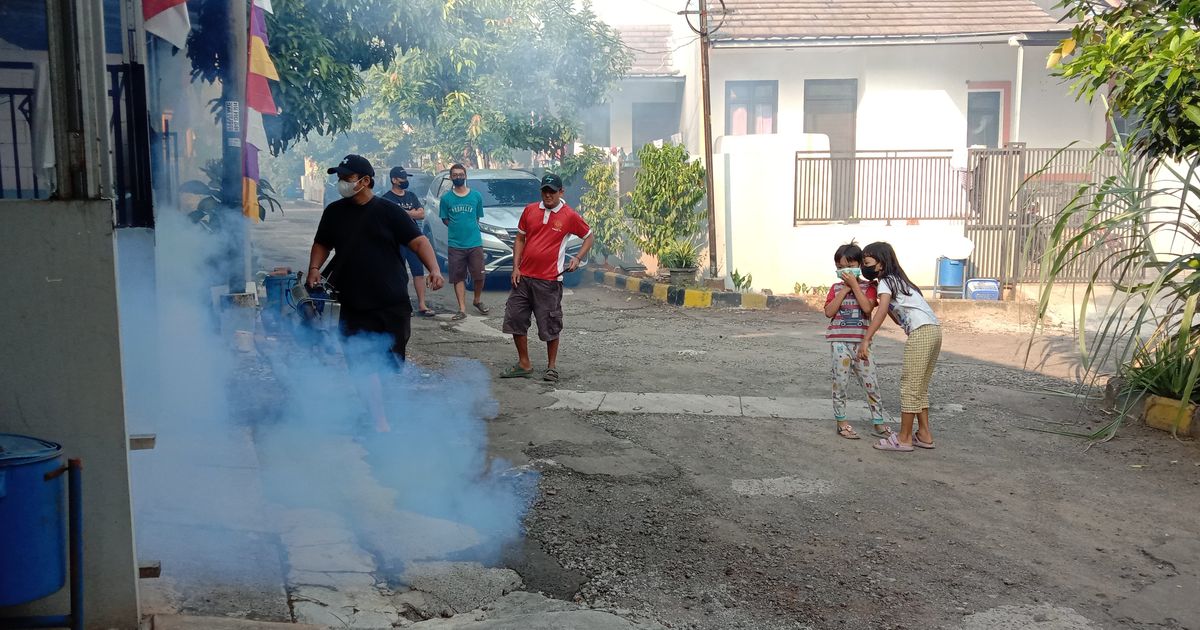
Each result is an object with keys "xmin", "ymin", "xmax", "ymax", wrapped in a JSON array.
[{"xmin": 439, "ymin": 163, "xmax": 487, "ymax": 320}]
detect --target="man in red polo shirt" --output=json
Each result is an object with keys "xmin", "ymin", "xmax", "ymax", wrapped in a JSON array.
[{"xmin": 500, "ymin": 173, "xmax": 594, "ymax": 382}]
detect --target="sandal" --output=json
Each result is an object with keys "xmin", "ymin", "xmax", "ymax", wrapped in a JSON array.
[
  {"xmin": 419, "ymin": 308, "xmax": 437, "ymax": 317},
  {"xmin": 913, "ymin": 433, "xmax": 936, "ymax": 449},
  {"xmin": 543, "ymin": 368, "xmax": 560, "ymax": 383},
  {"xmin": 871, "ymin": 423, "xmax": 895, "ymax": 439},
  {"xmin": 452, "ymin": 311, "xmax": 467, "ymax": 321},
  {"xmin": 872, "ymin": 434, "xmax": 914, "ymax": 452},
  {"xmin": 474, "ymin": 301, "xmax": 490, "ymax": 315},
  {"xmin": 499, "ymin": 365, "xmax": 533, "ymax": 379},
  {"xmin": 836, "ymin": 423, "xmax": 860, "ymax": 440}
]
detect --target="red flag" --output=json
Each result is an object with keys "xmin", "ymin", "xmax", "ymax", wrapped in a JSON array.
[
  {"xmin": 143, "ymin": 0, "xmax": 190, "ymax": 49},
  {"xmin": 246, "ymin": 73, "xmax": 278, "ymax": 115}
]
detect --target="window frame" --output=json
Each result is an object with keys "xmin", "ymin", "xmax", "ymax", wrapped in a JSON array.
[
  {"xmin": 965, "ymin": 81, "xmax": 1012, "ymax": 148},
  {"xmin": 725, "ymin": 80, "xmax": 779, "ymax": 136}
]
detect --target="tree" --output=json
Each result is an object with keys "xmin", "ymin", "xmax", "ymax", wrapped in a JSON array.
[
  {"xmin": 186, "ymin": 0, "xmax": 440, "ymax": 155},
  {"xmin": 362, "ymin": 0, "xmax": 630, "ymax": 168},
  {"xmin": 624, "ymin": 143, "xmax": 706, "ymax": 259},
  {"xmin": 579, "ymin": 156, "xmax": 625, "ymax": 260},
  {"xmin": 1050, "ymin": 0, "xmax": 1200, "ymax": 160}
]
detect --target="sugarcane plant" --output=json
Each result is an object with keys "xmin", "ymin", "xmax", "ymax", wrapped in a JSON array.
[
  {"xmin": 1027, "ymin": 139, "xmax": 1200, "ymax": 441},
  {"xmin": 1033, "ymin": 0, "xmax": 1200, "ymax": 441}
]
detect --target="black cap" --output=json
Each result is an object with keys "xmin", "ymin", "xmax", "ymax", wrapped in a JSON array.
[
  {"xmin": 327, "ymin": 154, "xmax": 375, "ymax": 179},
  {"xmin": 390, "ymin": 166, "xmax": 409, "ymax": 179},
  {"xmin": 540, "ymin": 173, "xmax": 563, "ymax": 192}
]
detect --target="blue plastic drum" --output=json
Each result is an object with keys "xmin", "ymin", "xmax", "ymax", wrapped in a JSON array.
[
  {"xmin": 0, "ymin": 434, "xmax": 66, "ymax": 606},
  {"xmin": 937, "ymin": 257, "xmax": 965, "ymax": 288}
]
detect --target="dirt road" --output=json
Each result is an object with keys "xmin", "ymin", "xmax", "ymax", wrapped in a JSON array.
[{"xmin": 247, "ymin": 206, "xmax": 1200, "ymax": 630}]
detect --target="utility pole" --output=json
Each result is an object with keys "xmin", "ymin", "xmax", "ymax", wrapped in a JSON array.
[
  {"xmin": 683, "ymin": 0, "xmax": 728, "ymax": 279},
  {"xmin": 222, "ymin": 0, "xmax": 249, "ymax": 290}
]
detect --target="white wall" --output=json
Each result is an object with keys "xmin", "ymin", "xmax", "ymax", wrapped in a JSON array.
[
  {"xmin": 1016, "ymin": 43, "xmax": 1105, "ymax": 148},
  {"xmin": 716, "ymin": 134, "xmax": 970, "ymax": 293},
  {"xmin": 709, "ymin": 42, "xmax": 1106, "ymax": 152},
  {"xmin": 0, "ymin": 199, "xmax": 140, "ymax": 629}
]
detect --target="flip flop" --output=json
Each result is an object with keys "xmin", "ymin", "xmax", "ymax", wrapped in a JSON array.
[
  {"xmin": 836, "ymin": 424, "xmax": 860, "ymax": 440},
  {"xmin": 872, "ymin": 434, "xmax": 914, "ymax": 452},
  {"xmin": 913, "ymin": 434, "xmax": 936, "ymax": 449},
  {"xmin": 499, "ymin": 365, "xmax": 533, "ymax": 379},
  {"xmin": 871, "ymin": 423, "xmax": 895, "ymax": 439},
  {"xmin": 474, "ymin": 302, "xmax": 490, "ymax": 315},
  {"xmin": 419, "ymin": 308, "xmax": 437, "ymax": 317},
  {"xmin": 452, "ymin": 311, "xmax": 467, "ymax": 321},
  {"xmin": 543, "ymin": 368, "xmax": 560, "ymax": 383}
]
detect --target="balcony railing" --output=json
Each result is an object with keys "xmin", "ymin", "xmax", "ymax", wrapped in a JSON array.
[{"xmin": 794, "ymin": 149, "xmax": 970, "ymax": 223}]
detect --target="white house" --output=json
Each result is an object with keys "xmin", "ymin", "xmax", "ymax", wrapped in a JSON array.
[
  {"xmin": 590, "ymin": 0, "xmax": 1119, "ymax": 291},
  {"xmin": 705, "ymin": 0, "xmax": 1114, "ymax": 293}
]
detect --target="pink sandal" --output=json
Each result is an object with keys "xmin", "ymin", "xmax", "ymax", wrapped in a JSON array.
[
  {"xmin": 913, "ymin": 434, "xmax": 936, "ymax": 449},
  {"xmin": 873, "ymin": 434, "xmax": 913, "ymax": 453}
]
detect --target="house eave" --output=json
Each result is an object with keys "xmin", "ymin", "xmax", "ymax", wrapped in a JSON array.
[
  {"xmin": 710, "ymin": 29, "xmax": 1072, "ymax": 50},
  {"xmin": 623, "ymin": 73, "xmax": 685, "ymax": 82}
]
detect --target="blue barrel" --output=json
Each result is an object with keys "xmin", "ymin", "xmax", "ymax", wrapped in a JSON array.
[
  {"xmin": 937, "ymin": 257, "xmax": 965, "ymax": 288},
  {"xmin": 0, "ymin": 434, "xmax": 66, "ymax": 606}
]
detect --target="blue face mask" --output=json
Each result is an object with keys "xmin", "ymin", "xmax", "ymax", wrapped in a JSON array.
[
  {"xmin": 451, "ymin": 177, "xmax": 466, "ymax": 188},
  {"xmin": 396, "ymin": 179, "xmax": 409, "ymax": 190}
]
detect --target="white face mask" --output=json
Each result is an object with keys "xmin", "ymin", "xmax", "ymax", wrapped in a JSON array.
[{"xmin": 337, "ymin": 178, "xmax": 365, "ymax": 199}]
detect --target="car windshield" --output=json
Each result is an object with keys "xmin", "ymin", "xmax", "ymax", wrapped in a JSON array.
[{"xmin": 471, "ymin": 178, "xmax": 540, "ymax": 206}]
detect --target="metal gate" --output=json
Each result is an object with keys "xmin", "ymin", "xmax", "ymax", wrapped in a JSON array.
[{"xmin": 966, "ymin": 145, "xmax": 1125, "ymax": 285}]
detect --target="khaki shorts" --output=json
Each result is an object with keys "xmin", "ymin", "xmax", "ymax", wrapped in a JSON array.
[
  {"xmin": 502, "ymin": 277, "xmax": 563, "ymax": 341},
  {"xmin": 448, "ymin": 246, "xmax": 484, "ymax": 284}
]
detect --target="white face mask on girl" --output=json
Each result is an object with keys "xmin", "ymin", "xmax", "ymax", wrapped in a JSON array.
[{"xmin": 337, "ymin": 178, "xmax": 366, "ymax": 198}]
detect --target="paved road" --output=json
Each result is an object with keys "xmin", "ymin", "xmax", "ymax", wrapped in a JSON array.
[{"xmin": 240, "ymin": 204, "xmax": 1200, "ymax": 630}]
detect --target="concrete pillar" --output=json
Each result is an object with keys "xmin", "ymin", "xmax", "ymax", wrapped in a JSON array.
[{"xmin": 0, "ymin": 199, "xmax": 140, "ymax": 629}]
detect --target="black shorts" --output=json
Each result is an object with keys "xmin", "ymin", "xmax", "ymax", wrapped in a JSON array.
[
  {"xmin": 338, "ymin": 304, "xmax": 412, "ymax": 366},
  {"xmin": 448, "ymin": 246, "xmax": 485, "ymax": 284},
  {"xmin": 402, "ymin": 246, "xmax": 425, "ymax": 277},
  {"xmin": 502, "ymin": 277, "xmax": 563, "ymax": 342}
]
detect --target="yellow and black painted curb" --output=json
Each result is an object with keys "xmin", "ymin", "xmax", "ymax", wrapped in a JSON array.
[{"xmin": 593, "ymin": 270, "xmax": 802, "ymax": 310}]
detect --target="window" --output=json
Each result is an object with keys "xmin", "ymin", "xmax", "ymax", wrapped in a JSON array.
[
  {"xmin": 803, "ymin": 79, "xmax": 857, "ymax": 153},
  {"xmin": 967, "ymin": 92, "xmax": 1002, "ymax": 147},
  {"xmin": 966, "ymin": 82, "xmax": 1010, "ymax": 148},
  {"xmin": 580, "ymin": 103, "xmax": 611, "ymax": 147},
  {"xmin": 725, "ymin": 81, "xmax": 777, "ymax": 135}
]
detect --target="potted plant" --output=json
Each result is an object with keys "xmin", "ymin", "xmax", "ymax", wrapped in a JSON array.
[
  {"xmin": 1122, "ymin": 325, "xmax": 1200, "ymax": 437},
  {"xmin": 659, "ymin": 240, "xmax": 701, "ymax": 286}
]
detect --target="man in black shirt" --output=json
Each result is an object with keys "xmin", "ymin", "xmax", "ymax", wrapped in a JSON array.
[
  {"xmin": 379, "ymin": 166, "xmax": 434, "ymax": 317},
  {"xmin": 307, "ymin": 155, "xmax": 445, "ymax": 431}
]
